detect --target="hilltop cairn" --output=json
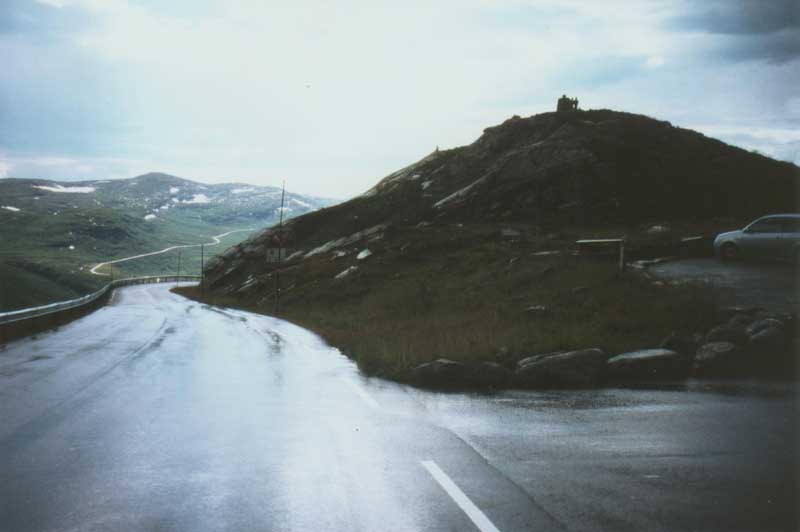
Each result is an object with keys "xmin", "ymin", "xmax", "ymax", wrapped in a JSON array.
[{"xmin": 556, "ymin": 94, "xmax": 579, "ymax": 112}]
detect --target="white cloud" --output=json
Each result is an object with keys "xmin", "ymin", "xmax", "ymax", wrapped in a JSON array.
[
  {"xmin": 1, "ymin": 155, "xmax": 147, "ymax": 181},
  {"xmin": 0, "ymin": 157, "xmax": 11, "ymax": 178},
  {"xmin": 1, "ymin": 1, "xmax": 796, "ymax": 197},
  {"xmin": 36, "ymin": 0, "xmax": 69, "ymax": 8},
  {"xmin": 689, "ymin": 123, "xmax": 800, "ymax": 165},
  {"xmin": 691, "ymin": 124, "xmax": 800, "ymax": 144},
  {"xmin": 786, "ymin": 97, "xmax": 800, "ymax": 117}
]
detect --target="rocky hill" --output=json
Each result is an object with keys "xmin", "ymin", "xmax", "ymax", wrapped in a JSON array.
[
  {"xmin": 205, "ymin": 109, "xmax": 797, "ymax": 286},
  {"xmin": 192, "ymin": 109, "xmax": 800, "ymax": 382},
  {"xmin": 0, "ymin": 173, "xmax": 335, "ymax": 310}
]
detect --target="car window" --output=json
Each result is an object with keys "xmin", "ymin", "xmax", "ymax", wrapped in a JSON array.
[
  {"xmin": 778, "ymin": 218, "xmax": 800, "ymax": 233},
  {"xmin": 747, "ymin": 219, "xmax": 782, "ymax": 233}
]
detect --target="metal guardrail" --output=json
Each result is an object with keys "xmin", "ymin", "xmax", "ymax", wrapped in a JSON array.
[{"xmin": 0, "ymin": 275, "xmax": 200, "ymax": 326}]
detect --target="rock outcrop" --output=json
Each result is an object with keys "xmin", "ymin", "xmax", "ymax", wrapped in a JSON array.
[
  {"xmin": 515, "ymin": 348, "xmax": 609, "ymax": 387},
  {"xmin": 606, "ymin": 348, "xmax": 687, "ymax": 381},
  {"xmin": 202, "ymin": 109, "xmax": 798, "ymax": 305},
  {"xmin": 693, "ymin": 342, "xmax": 744, "ymax": 377},
  {"xmin": 411, "ymin": 358, "xmax": 467, "ymax": 388}
]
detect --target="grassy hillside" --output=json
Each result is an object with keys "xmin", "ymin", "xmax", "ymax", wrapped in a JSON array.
[
  {"xmin": 0, "ymin": 173, "xmax": 335, "ymax": 311},
  {"xmin": 180, "ymin": 223, "xmax": 719, "ymax": 379},
  {"xmin": 189, "ymin": 108, "xmax": 798, "ymax": 381}
]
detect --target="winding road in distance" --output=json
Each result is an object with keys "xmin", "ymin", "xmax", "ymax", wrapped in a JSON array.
[
  {"xmin": 89, "ymin": 228, "xmax": 254, "ymax": 276},
  {"xmin": 0, "ymin": 283, "xmax": 797, "ymax": 532}
]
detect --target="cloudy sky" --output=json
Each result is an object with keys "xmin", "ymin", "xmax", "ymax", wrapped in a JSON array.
[{"xmin": 1, "ymin": 0, "xmax": 798, "ymax": 197}]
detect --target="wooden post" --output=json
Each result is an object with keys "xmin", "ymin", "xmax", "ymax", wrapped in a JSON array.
[
  {"xmin": 200, "ymin": 244, "xmax": 205, "ymax": 297},
  {"xmin": 177, "ymin": 249, "xmax": 181, "ymax": 285},
  {"xmin": 619, "ymin": 239, "xmax": 626, "ymax": 273}
]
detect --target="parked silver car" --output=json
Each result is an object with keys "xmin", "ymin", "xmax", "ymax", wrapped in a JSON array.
[{"xmin": 714, "ymin": 214, "xmax": 800, "ymax": 261}]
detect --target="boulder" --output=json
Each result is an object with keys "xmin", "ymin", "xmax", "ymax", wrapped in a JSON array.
[
  {"xmin": 517, "ymin": 351, "xmax": 564, "ymax": 370},
  {"xmin": 494, "ymin": 346, "xmax": 513, "ymax": 364},
  {"xmin": 748, "ymin": 326, "xmax": 786, "ymax": 352},
  {"xmin": 746, "ymin": 318, "xmax": 784, "ymax": 338},
  {"xmin": 692, "ymin": 342, "xmax": 744, "ymax": 377},
  {"xmin": 334, "ymin": 266, "xmax": 358, "ymax": 279},
  {"xmin": 717, "ymin": 306, "xmax": 763, "ymax": 321},
  {"xmin": 515, "ymin": 348, "xmax": 608, "ymax": 387},
  {"xmin": 524, "ymin": 305, "xmax": 549, "ymax": 315},
  {"xmin": 471, "ymin": 362, "xmax": 512, "ymax": 388},
  {"xmin": 646, "ymin": 224, "xmax": 671, "ymax": 235},
  {"xmin": 606, "ymin": 348, "xmax": 688, "ymax": 381},
  {"xmin": 705, "ymin": 323, "xmax": 748, "ymax": 345},
  {"xmin": 727, "ymin": 313, "xmax": 757, "ymax": 329},
  {"xmin": 535, "ymin": 266, "xmax": 556, "ymax": 278},
  {"xmin": 241, "ymin": 243, "xmax": 265, "ymax": 256},
  {"xmin": 222, "ymin": 246, "xmax": 241, "ymax": 260},
  {"xmin": 204, "ymin": 256, "xmax": 221, "ymax": 271},
  {"xmin": 660, "ymin": 332, "xmax": 703, "ymax": 356},
  {"xmin": 412, "ymin": 359, "xmax": 467, "ymax": 388}
]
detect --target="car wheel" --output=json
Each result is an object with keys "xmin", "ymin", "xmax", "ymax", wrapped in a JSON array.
[{"xmin": 720, "ymin": 243, "xmax": 739, "ymax": 261}]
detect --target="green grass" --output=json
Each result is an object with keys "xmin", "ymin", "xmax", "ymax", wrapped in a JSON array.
[
  {"xmin": 0, "ymin": 261, "xmax": 94, "ymax": 310},
  {"xmin": 179, "ymin": 223, "xmax": 718, "ymax": 380},
  {"xmin": 0, "ymin": 174, "xmax": 332, "ymax": 311},
  {"xmin": 0, "ymin": 212, "xmax": 255, "ymax": 311}
]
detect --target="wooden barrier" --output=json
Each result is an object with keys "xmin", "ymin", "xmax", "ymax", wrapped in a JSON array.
[{"xmin": 575, "ymin": 238, "xmax": 626, "ymax": 272}]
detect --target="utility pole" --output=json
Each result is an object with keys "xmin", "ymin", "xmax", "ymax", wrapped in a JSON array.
[
  {"xmin": 274, "ymin": 181, "xmax": 286, "ymax": 314},
  {"xmin": 177, "ymin": 249, "xmax": 182, "ymax": 285},
  {"xmin": 200, "ymin": 244, "xmax": 205, "ymax": 297}
]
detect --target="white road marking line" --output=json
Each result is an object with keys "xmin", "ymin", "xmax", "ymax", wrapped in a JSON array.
[
  {"xmin": 421, "ymin": 460, "xmax": 502, "ymax": 532},
  {"xmin": 346, "ymin": 380, "xmax": 380, "ymax": 409}
]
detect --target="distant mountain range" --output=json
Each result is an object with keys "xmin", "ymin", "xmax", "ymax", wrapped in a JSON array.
[
  {"xmin": 1, "ymin": 172, "xmax": 332, "ymax": 226},
  {"xmin": 0, "ymin": 172, "xmax": 336, "ymax": 311}
]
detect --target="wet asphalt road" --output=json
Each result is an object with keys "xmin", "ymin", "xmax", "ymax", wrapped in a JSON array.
[
  {"xmin": 650, "ymin": 258, "xmax": 798, "ymax": 312},
  {"xmin": 0, "ymin": 284, "xmax": 797, "ymax": 532}
]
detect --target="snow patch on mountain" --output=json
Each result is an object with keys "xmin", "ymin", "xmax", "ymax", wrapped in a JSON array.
[
  {"xmin": 32, "ymin": 184, "xmax": 96, "ymax": 194},
  {"xmin": 183, "ymin": 194, "xmax": 211, "ymax": 204},
  {"xmin": 290, "ymin": 198, "xmax": 312, "ymax": 209}
]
